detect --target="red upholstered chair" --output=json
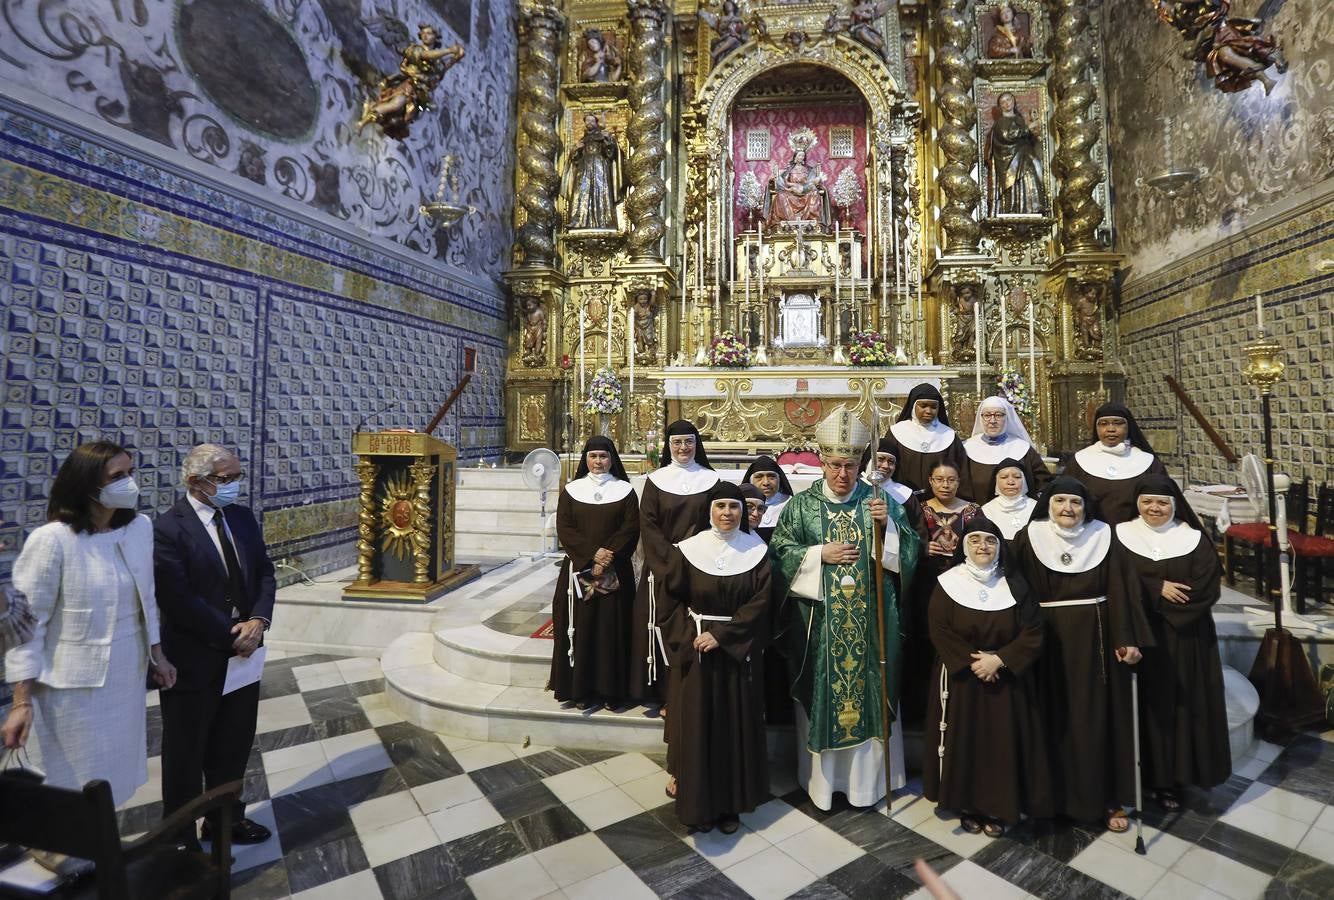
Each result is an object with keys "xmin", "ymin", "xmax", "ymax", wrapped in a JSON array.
[
  {"xmin": 1223, "ymin": 478, "xmax": 1308, "ymax": 604},
  {"xmin": 1290, "ymin": 483, "xmax": 1334, "ymax": 611}
]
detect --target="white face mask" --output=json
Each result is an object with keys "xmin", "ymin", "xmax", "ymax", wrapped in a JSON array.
[{"xmin": 97, "ymin": 476, "xmax": 140, "ymax": 510}]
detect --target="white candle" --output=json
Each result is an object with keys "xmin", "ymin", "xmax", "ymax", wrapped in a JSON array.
[
  {"xmin": 974, "ymin": 299, "xmax": 983, "ymax": 394},
  {"xmin": 579, "ymin": 302, "xmax": 586, "ymax": 395},
  {"xmin": 834, "ymin": 222, "xmax": 841, "ymax": 308},
  {"xmin": 1027, "ymin": 295, "xmax": 1037, "ymax": 391},
  {"xmin": 1255, "ymin": 293, "xmax": 1264, "ymax": 331},
  {"xmin": 744, "ymin": 234, "xmax": 751, "ymax": 307},
  {"xmin": 758, "ymin": 222, "xmax": 764, "ymax": 300},
  {"xmin": 1000, "ymin": 292, "xmax": 1008, "ymax": 370},
  {"xmin": 607, "ymin": 295, "xmax": 613, "ymax": 366},
  {"xmin": 628, "ymin": 296, "xmax": 635, "ymax": 395}
]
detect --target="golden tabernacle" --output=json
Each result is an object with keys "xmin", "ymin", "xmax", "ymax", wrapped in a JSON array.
[
  {"xmin": 343, "ymin": 431, "xmax": 481, "ymax": 603},
  {"xmin": 505, "ymin": 0, "xmax": 1133, "ymax": 456}
]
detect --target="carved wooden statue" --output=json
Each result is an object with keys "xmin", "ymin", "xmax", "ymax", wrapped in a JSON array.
[
  {"xmin": 355, "ymin": 23, "xmax": 465, "ymax": 140},
  {"xmin": 1154, "ymin": 0, "xmax": 1286, "ymax": 94},
  {"xmin": 521, "ymin": 295, "xmax": 548, "ymax": 365}
]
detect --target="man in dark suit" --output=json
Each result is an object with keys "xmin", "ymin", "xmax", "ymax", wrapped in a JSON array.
[{"xmin": 155, "ymin": 443, "xmax": 275, "ymax": 848}]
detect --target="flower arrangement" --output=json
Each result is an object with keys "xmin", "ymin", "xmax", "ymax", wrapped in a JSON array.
[
  {"xmin": 847, "ymin": 329, "xmax": 894, "ymax": 367},
  {"xmin": 997, "ymin": 368, "xmax": 1034, "ymax": 418},
  {"xmin": 583, "ymin": 367, "xmax": 624, "ymax": 414},
  {"xmin": 707, "ymin": 330, "xmax": 751, "ymax": 368}
]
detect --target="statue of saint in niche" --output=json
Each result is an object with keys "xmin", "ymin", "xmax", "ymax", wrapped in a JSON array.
[
  {"xmin": 698, "ymin": 0, "xmax": 750, "ymax": 66},
  {"xmin": 764, "ymin": 132, "xmax": 831, "ymax": 230},
  {"xmin": 580, "ymin": 28, "xmax": 622, "ymax": 82},
  {"xmin": 632, "ymin": 291, "xmax": 658, "ymax": 359},
  {"xmin": 985, "ymin": 92, "xmax": 1047, "ymax": 217},
  {"xmin": 521, "ymin": 295, "xmax": 548, "ymax": 365},
  {"xmin": 986, "ymin": 2, "xmax": 1032, "ymax": 59},
  {"xmin": 949, "ymin": 283, "xmax": 980, "ymax": 361},
  {"xmin": 564, "ymin": 114, "xmax": 622, "ymax": 231}
]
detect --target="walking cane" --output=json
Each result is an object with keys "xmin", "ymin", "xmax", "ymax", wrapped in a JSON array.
[{"xmin": 1131, "ymin": 668, "xmax": 1146, "ymax": 855}]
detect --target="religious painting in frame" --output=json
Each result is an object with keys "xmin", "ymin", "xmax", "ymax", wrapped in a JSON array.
[{"xmin": 975, "ymin": 82, "xmax": 1052, "ymax": 222}]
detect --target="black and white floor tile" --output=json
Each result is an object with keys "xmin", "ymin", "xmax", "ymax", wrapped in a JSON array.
[{"xmin": 112, "ymin": 652, "xmax": 1334, "ymax": 900}]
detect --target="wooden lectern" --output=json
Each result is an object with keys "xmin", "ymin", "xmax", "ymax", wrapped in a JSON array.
[{"xmin": 342, "ymin": 431, "xmax": 481, "ymax": 602}]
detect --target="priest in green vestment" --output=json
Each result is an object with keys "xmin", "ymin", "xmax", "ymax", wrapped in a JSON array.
[{"xmin": 770, "ymin": 408, "xmax": 921, "ymax": 810}]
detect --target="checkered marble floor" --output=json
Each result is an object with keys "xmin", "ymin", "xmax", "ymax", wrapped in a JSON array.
[{"xmin": 112, "ymin": 652, "xmax": 1334, "ymax": 900}]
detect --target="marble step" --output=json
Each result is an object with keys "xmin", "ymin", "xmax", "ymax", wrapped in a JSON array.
[
  {"xmin": 434, "ymin": 624, "xmax": 552, "ymax": 688},
  {"xmin": 382, "ymin": 632, "xmax": 666, "ymax": 751},
  {"xmin": 455, "ymin": 490, "xmax": 550, "ymax": 512},
  {"xmin": 456, "ymin": 467, "xmax": 534, "ymax": 491},
  {"xmin": 454, "ymin": 508, "xmax": 553, "ymax": 535},
  {"xmin": 455, "ymin": 532, "xmax": 551, "ymax": 556}
]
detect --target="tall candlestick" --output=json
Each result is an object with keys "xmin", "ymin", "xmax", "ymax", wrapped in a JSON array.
[
  {"xmin": 974, "ymin": 300, "xmax": 983, "ymax": 394},
  {"xmin": 579, "ymin": 303, "xmax": 586, "ymax": 396},
  {"xmin": 1000, "ymin": 292, "xmax": 1008, "ymax": 371},
  {"xmin": 834, "ymin": 223, "xmax": 841, "ymax": 310},
  {"xmin": 606, "ymin": 298, "xmax": 612, "ymax": 366},
  {"xmin": 628, "ymin": 297, "xmax": 635, "ymax": 395},
  {"xmin": 744, "ymin": 234, "xmax": 751, "ymax": 307},
  {"xmin": 1255, "ymin": 293, "xmax": 1264, "ymax": 331},
  {"xmin": 1027, "ymin": 295, "xmax": 1037, "ymax": 392},
  {"xmin": 758, "ymin": 222, "xmax": 764, "ymax": 301},
  {"xmin": 696, "ymin": 239, "xmax": 703, "ymax": 293}
]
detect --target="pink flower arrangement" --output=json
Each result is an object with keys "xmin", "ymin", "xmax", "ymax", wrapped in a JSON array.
[
  {"xmin": 847, "ymin": 329, "xmax": 894, "ymax": 366},
  {"xmin": 707, "ymin": 331, "xmax": 751, "ymax": 368}
]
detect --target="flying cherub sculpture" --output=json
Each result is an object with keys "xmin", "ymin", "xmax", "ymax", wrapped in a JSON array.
[
  {"xmin": 350, "ymin": 13, "xmax": 465, "ymax": 140},
  {"xmin": 1153, "ymin": 0, "xmax": 1286, "ymax": 94}
]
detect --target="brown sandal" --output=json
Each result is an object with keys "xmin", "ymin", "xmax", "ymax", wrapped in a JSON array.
[
  {"xmin": 665, "ymin": 777, "xmax": 677, "ymax": 799},
  {"xmin": 1106, "ymin": 808, "xmax": 1130, "ymax": 833},
  {"xmin": 983, "ymin": 820, "xmax": 1005, "ymax": 838},
  {"xmin": 1154, "ymin": 789, "xmax": 1181, "ymax": 811},
  {"xmin": 960, "ymin": 816, "xmax": 983, "ymax": 834}
]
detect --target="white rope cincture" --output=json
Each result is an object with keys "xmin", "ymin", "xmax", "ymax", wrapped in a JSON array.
[
  {"xmin": 566, "ymin": 558, "xmax": 579, "ymax": 667},
  {"xmin": 937, "ymin": 663, "xmax": 950, "ymax": 781},
  {"xmin": 1037, "ymin": 596, "xmax": 1107, "ymax": 608},
  {"xmin": 686, "ymin": 608, "xmax": 732, "ymax": 664},
  {"xmin": 646, "ymin": 573, "xmax": 670, "ymax": 684}
]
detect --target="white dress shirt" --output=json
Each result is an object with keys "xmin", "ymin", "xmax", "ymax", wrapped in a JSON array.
[{"xmin": 186, "ymin": 493, "xmax": 268, "ymax": 627}]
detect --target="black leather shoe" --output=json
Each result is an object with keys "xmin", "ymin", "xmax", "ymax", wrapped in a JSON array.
[{"xmin": 200, "ymin": 818, "xmax": 272, "ymax": 845}]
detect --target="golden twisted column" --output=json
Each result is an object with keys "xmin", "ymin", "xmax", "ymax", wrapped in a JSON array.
[
  {"xmin": 516, "ymin": 3, "xmax": 564, "ymax": 267},
  {"xmin": 1049, "ymin": 0, "xmax": 1104, "ymax": 253},
  {"xmin": 354, "ymin": 457, "xmax": 378, "ymax": 584},
  {"xmin": 626, "ymin": 0, "xmax": 668, "ymax": 262},
  {"xmin": 935, "ymin": 0, "xmax": 980, "ymax": 256},
  {"xmin": 408, "ymin": 458, "xmax": 437, "ymax": 584}
]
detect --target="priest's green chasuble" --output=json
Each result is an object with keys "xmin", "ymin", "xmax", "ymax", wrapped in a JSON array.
[{"xmin": 770, "ymin": 479, "xmax": 920, "ymax": 753}]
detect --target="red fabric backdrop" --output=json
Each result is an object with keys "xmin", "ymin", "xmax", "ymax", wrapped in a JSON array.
[{"xmin": 731, "ymin": 102, "xmax": 869, "ymax": 234}]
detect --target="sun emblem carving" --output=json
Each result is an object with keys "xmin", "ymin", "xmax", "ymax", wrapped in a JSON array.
[{"xmin": 379, "ymin": 470, "xmax": 417, "ymax": 560}]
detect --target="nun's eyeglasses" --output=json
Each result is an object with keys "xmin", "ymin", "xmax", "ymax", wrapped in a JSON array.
[
  {"xmin": 668, "ymin": 437, "xmax": 696, "ymax": 448},
  {"xmin": 980, "ymin": 411, "xmax": 1006, "ymax": 420}
]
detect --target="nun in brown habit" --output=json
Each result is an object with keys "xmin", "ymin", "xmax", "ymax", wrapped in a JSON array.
[
  {"xmin": 1011, "ymin": 476, "xmax": 1154, "ymax": 832},
  {"xmin": 548, "ymin": 436, "xmax": 640, "ymax": 708},
  {"xmin": 924, "ymin": 517, "xmax": 1051, "ymax": 837},
  {"xmin": 1114, "ymin": 474, "xmax": 1231, "ymax": 809},
  {"xmin": 631, "ymin": 420, "xmax": 719, "ymax": 705},
  {"xmin": 657, "ymin": 481, "xmax": 771, "ymax": 833}
]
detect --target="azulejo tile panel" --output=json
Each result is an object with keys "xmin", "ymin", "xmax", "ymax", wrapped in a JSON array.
[
  {"xmin": 1119, "ymin": 194, "xmax": 1334, "ymax": 488},
  {"xmin": 0, "ymin": 117, "xmax": 508, "ymax": 586}
]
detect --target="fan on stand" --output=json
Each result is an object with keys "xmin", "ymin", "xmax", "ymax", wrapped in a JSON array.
[
  {"xmin": 1236, "ymin": 454, "xmax": 1311, "ymax": 628},
  {"xmin": 521, "ymin": 448, "xmax": 562, "ymax": 558}
]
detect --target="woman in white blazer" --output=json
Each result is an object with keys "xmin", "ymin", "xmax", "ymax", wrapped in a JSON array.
[{"xmin": 3, "ymin": 441, "xmax": 177, "ymax": 805}]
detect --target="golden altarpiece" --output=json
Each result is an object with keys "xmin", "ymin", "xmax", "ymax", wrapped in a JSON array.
[{"xmin": 504, "ymin": 0, "xmax": 1125, "ymax": 458}]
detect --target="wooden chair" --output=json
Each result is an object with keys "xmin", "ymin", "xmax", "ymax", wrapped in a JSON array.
[
  {"xmin": 0, "ymin": 777, "xmax": 239, "ymax": 900},
  {"xmin": 1224, "ymin": 478, "xmax": 1308, "ymax": 603},
  {"xmin": 1291, "ymin": 482, "xmax": 1334, "ymax": 611}
]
